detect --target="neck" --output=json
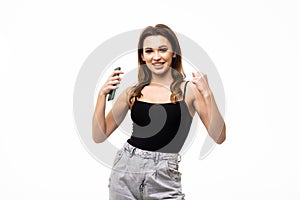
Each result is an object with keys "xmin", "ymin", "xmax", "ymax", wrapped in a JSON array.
[{"xmin": 150, "ymin": 70, "xmax": 173, "ymax": 87}]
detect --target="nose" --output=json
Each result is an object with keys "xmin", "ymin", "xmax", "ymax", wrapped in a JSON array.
[{"xmin": 153, "ymin": 50, "xmax": 161, "ymax": 60}]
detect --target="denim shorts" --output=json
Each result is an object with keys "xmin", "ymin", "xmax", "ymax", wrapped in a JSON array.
[{"xmin": 108, "ymin": 142, "xmax": 185, "ymax": 200}]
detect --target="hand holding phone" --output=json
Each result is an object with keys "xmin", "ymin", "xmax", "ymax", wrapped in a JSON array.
[{"xmin": 108, "ymin": 67, "xmax": 121, "ymax": 101}]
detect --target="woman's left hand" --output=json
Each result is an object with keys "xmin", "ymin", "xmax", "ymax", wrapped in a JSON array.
[{"xmin": 190, "ymin": 71, "xmax": 211, "ymax": 97}]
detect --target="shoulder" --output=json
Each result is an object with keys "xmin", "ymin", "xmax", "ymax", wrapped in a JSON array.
[
  {"xmin": 117, "ymin": 86, "xmax": 134, "ymax": 98},
  {"xmin": 123, "ymin": 85, "xmax": 136, "ymax": 108},
  {"xmin": 125, "ymin": 86, "xmax": 134, "ymax": 95}
]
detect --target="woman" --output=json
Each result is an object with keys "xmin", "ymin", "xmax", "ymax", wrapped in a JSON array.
[{"xmin": 92, "ymin": 24, "xmax": 226, "ymax": 199}]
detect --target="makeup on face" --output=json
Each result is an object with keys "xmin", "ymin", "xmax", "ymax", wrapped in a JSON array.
[{"xmin": 142, "ymin": 35, "xmax": 175, "ymax": 74}]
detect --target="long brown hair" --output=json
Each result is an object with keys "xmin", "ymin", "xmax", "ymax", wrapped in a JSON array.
[{"xmin": 129, "ymin": 24, "xmax": 186, "ymax": 104}]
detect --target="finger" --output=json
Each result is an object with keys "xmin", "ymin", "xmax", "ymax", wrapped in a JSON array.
[
  {"xmin": 105, "ymin": 85, "xmax": 119, "ymax": 92},
  {"xmin": 108, "ymin": 80, "xmax": 120, "ymax": 86},
  {"xmin": 110, "ymin": 76, "xmax": 121, "ymax": 81},
  {"xmin": 111, "ymin": 70, "xmax": 124, "ymax": 76},
  {"xmin": 108, "ymin": 76, "xmax": 122, "ymax": 83},
  {"xmin": 192, "ymin": 76, "xmax": 201, "ymax": 82},
  {"xmin": 113, "ymin": 79, "xmax": 121, "ymax": 85},
  {"xmin": 193, "ymin": 71, "xmax": 204, "ymax": 78},
  {"xmin": 190, "ymin": 79, "xmax": 197, "ymax": 84}
]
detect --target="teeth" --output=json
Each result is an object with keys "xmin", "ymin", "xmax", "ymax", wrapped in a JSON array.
[{"xmin": 153, "ymin": 63, "xmax": 164, "ymax": 65}]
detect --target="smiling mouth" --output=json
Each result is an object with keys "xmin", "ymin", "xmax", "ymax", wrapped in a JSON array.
[{"xmin": 152, "ymin": 62, "xmax": 165, "ymax": 68}]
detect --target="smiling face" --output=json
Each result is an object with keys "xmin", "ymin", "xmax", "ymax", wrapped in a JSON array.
[{"xmin": 141, "ymin": 35, "xmax": 176, "ymax": 76}]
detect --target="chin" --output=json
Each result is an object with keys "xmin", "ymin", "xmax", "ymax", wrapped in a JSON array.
[
  {"xmin": 151, "ymin": 67, "xmax": 170, "ymax": 75},
  {"xmin": 150, "ymin": 70, "xmax": 163, "ymax": 75}
]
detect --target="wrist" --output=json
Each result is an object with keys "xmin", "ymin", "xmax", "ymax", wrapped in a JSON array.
[{"xmin": 98, "ymin": 91, "xmax": 107, "ymax": 98}]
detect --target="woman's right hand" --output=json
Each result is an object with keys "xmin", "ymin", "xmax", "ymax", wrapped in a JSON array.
[{"xmin": 99, "ymin": 70, "xmax": 124, "ymax": 96}]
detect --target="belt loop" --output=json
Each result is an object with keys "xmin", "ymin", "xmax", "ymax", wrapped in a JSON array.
[
  {"xmin": 130, "ymin": 147, "xmax": 136, "ymax": 158},
  {"xmin": 154, "ymin": 152, "xmax": 159, "ymax": 164},
  {"xmin": 178, "ymin": 154, "xmax": 181, "ymax": 163}
]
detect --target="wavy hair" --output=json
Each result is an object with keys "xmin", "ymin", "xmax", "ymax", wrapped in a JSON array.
[{"xmin": 129, "ymin": 24, "xmax": 186, "ymax": 104}]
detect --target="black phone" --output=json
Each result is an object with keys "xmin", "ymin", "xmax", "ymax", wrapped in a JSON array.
[{"xmin": 108, "ymin": 67, "xmax": 121, "ymax": 101}]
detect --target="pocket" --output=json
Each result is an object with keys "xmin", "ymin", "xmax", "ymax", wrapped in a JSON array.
[
  {"xmin": 166, "ymin": 160, "xmax": 182, "ymax": 182},
  {"xmin": 112, "ymin": 149, "xmax": 124, "ymax": 168}
]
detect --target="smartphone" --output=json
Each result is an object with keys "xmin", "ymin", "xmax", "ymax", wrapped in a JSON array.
[{"xmin": 107, "ymin": 67, "xmax": 121, "ymax": 101}]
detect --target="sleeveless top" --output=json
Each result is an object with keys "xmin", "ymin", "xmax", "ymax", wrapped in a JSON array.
[{"xmin": 127, "ymin": 81, "xmax": 193, "ymax": 153}]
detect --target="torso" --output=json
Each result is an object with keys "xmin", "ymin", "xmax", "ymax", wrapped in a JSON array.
[{"xmin": 128, "ymin": 81, "xmax": 194, "ymax": 153}]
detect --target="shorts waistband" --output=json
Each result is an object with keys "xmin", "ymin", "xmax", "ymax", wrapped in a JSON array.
[{"xmin": 122, "ymin": 142, "xmax": 181, "ymax": 162}]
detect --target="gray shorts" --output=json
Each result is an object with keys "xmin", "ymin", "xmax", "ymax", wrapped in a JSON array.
[{"xmin": 108, "ymin": 142, "xmax": 185, "ymax": 200}]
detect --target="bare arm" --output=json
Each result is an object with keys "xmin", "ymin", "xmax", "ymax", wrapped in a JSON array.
[
  {"xmin": 190, "ymin": 72, "xmax": 226, "ymax": 144},
  {"xmin": 92, "ymin": 70, "xmax": 130, "ymax": 143}
]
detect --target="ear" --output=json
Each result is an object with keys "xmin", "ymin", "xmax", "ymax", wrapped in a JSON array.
[{"xmin": 172, "ymin": 53, "xmax": 176, "ymax": 58}]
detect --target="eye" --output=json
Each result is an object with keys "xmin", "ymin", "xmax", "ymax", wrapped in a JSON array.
[
  {"xmin": 145, "ymin": 49, "xmax": 153, "ymax": 53},
  {"xmin": 159, "ymin": 48, "xmax": 168, "ymax": 52}
]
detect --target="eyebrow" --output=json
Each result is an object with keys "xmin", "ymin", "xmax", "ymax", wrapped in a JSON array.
[{"xmin": 144, "ymin": 45, "xmax": 169, "ymax": 49}]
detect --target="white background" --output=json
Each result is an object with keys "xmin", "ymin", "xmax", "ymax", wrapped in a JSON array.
[{"xmin": 1, "ymin": 0, "xmax": 300, "ymax": 199}]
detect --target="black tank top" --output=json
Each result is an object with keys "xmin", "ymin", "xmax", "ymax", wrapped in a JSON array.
[{"xmin": 127, "ymin": 81, "xmax": 193, "ymax": 153}]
